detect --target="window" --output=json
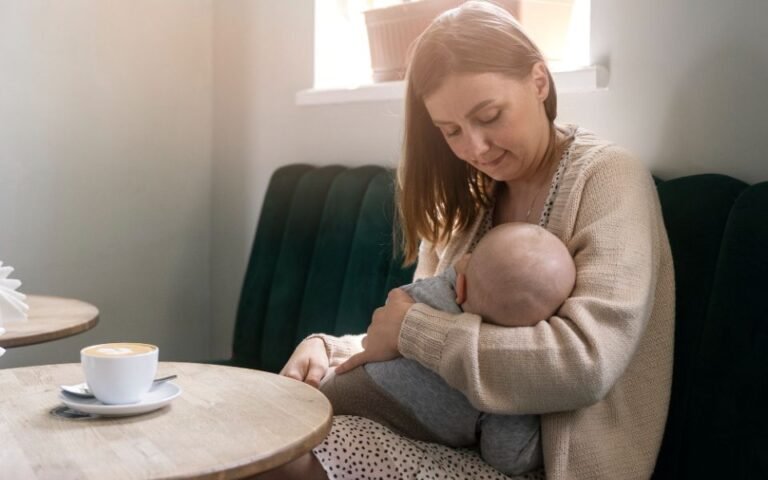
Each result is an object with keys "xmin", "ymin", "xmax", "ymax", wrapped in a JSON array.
[{"xmin": 313, "ymin": 0, "xmax": 591, "ymax": 90}]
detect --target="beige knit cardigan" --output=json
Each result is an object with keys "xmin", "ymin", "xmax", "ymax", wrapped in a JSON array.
[{"xmin": 311, "ymin": 128, "xmax": 675, "ymax": 480}]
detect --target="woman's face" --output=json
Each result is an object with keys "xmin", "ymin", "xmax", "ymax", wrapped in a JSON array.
[{"xmin": 423, "ymin": 67, "xmax": 551, "ymax": 183}]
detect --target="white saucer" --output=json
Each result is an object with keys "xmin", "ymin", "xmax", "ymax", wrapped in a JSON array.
[{"xmin": 59, "ymin": 382, "xmax": 182, "ymax": 417}]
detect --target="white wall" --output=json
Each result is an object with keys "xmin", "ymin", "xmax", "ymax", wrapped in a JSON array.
[
  {"xmin": 210, "ymin": 0, "xmax": 406, "ymax": 359},
  {"xmin": 0, "ymin": 0, "xmax": 213, "ymax": 367},
  {"xmin": 2, "ymin": 1, "xmax": 764, "ymax": 364},
  {"xmin": 209, "ymin": 0, "xmax": 768, "ymax": 359},
  {"xmin": 565, "ymin": 0, "xmax": 768, "ymax": 182}
]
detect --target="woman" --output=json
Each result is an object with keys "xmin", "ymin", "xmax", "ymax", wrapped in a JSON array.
[{"xmin": 261, "ymin": 2, "xmax": 674, "ymax": 479}]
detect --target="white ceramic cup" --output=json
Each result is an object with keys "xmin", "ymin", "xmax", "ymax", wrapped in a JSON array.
[{"xmin": 81, "ymin": 343, "xmax": 159, "ymax": 404}]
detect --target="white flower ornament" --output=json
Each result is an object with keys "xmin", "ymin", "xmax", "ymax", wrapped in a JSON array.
[{"xmin": 0, "ymin": 261, "xmax": 29, "ymax": 335}]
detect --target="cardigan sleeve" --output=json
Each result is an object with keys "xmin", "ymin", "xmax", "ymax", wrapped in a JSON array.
[
  {"xmin": 398, "ymin": 150, "xmax": 664, "ymax": 415},
  {"xmin": 304, "ymin": 333, "xmax": 365, "ymax": 367}
]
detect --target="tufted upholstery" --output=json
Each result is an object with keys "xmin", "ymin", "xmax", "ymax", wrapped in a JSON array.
[
  {"xmin": 653, "ymin": 176, "xmax": 768, "ymax": 479},
  {"xmin": 230, "ymin": 165, "xmax": 414, "ymax": 373},
  {"xmin": 224, "ymin": 165, "xmax": 767, "ymax": 478}
]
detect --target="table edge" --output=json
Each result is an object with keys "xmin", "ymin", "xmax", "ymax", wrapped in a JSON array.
[
  {"xmin": 1, "ymin": 315, "xmax": 100, "ymax": 349},
  {"xmin": 0, "ymin": 295, "xmax": 100, "ymax": 348},
  {"xmin": 171, "ymin": 409, "xmax": 334, "ymax": 480},
  {"xmin": 3, "ymin": 362, "xmax": 335, "ymax": 480}
]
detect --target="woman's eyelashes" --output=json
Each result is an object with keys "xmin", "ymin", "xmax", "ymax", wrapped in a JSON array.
[
  {"xmin": 439, "ymin": 110, "xmax": 501, "ymax": 138},
  {"xmin": 445, "ymin": 128, "xmax": 461, "ymax": 138},
  {"xmin": 478, "ymin": 110, "xmax": 501, "ymax": 124}
]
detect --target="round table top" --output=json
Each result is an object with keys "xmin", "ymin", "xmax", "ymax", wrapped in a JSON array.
[
  {"xmin": 1, "ymin": 362, "xmax": 333, "ymax": 479},
  {"xmin": 0, "ymin": 295, "xmax": 99, "ymax": 348}
]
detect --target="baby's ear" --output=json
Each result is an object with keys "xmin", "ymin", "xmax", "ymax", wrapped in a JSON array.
[{"xmin": 455, "ymin": 273, "xmax": 467, "ymax": 305}]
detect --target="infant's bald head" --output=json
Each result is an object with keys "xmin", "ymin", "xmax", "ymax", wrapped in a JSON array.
[{"xmin": 460, "ymin": 223, "xmax": 575, "ymax": 327}]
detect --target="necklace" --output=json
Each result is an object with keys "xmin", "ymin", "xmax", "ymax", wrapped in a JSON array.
[
  {"xmin": 524, "ymin": 151, "xmax": 560, "ymax": 222},
  {"xmin": 524, "ymin": 131, "xmax": 568, "ymax": 222},
  {"xmin": 524, "ymin": 179, "xmax": 549, "ymax": 222}
]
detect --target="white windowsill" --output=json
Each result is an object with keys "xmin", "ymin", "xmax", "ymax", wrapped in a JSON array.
[{"xmin": 296, "ymin": 65, "xmax": 607, "ymax": 106}]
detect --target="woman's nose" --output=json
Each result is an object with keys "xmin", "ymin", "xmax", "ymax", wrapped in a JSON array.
[{"xmin": 465, "ymin": 129, "xmax": 491, "ymax": 159}]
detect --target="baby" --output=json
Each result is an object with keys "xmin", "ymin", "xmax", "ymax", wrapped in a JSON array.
[{"xmin": 320, "ymin": 223, "xmax": 576, "ymax": 475}]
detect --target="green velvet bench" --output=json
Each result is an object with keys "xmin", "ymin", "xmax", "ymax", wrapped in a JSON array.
[{"xmin": 222, "ymin": 164, "xmax": 767, "ymax": 479}]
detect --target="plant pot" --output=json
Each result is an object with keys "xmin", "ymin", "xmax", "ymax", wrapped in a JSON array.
[
  {"xmin": 364, "ymin": 0, "xmax": 578, "ymax": 82},
  {"xmin": 364, "ymin": 0, "xmax": 521, "ymax": 83}
]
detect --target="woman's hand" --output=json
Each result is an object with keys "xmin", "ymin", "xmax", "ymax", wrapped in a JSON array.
[
  {"xmin": 336, "ymin": 288, "xmax": 416, "ymax": 374},
  {"xmin": 279, "ymin": 337, "xmax": 329, "ymax": 388}
]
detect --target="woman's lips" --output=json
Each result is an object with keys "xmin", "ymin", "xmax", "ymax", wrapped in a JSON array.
[{"xmin": 478, "ymin": 151, "xmax": 506, "ymax": 168}]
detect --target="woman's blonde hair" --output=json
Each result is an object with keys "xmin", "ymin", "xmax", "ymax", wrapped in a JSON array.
[{"xmin": 397, "ymin": 0, "xmax": 559, "ymax": 265}]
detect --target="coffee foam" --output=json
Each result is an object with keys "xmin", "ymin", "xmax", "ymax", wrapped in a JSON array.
[{"xmin": 82, "ymin": 343, "xmax": 156, "ymax": 357}]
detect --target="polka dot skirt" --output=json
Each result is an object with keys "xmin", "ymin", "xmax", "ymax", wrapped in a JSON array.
[{"xmin": 312, "ymin": 415, "xmax": 546, "ymax": 480}]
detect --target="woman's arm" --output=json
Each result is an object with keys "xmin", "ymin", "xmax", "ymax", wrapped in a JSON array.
[{"xmin": 398, "ymin": 151, "xmax": 664, "ymax": 415}]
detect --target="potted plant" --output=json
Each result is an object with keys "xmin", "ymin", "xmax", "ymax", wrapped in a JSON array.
[
  {"xmin": 363, "ymin": 0, "xmax": 574, "ymax": 82},
  {"xmin": 363, "ymin": 0, "xmax": 519, "ymax": 82}
]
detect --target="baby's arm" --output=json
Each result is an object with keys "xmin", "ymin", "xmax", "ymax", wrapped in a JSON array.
[{"xmin": 399, "ymin": 269, "xmax": 463, "ymax": 315}]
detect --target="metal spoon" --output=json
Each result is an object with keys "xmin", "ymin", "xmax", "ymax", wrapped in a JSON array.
[{"xmin": 60, "ymin": 375, "xmax": 178, "ymax": 399}]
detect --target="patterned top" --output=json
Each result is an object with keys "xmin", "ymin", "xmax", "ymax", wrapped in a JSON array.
[{"xmin": 467, "ymin": 144, "xmax": 571, "ymax": 252}]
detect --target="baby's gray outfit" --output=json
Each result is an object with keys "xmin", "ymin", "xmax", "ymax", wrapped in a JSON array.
[{"xmin": 364, "ymin": 266, "xmax": 543, "ymax": 475}]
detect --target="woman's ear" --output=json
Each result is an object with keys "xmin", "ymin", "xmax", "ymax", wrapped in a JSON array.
[
  {"xmin": 455, "ymin": 272, "xmax": 467, "ymax": 305},
  {"xmin": 531, "ymin": 61, "xmax": 549, "ymax": 101}
]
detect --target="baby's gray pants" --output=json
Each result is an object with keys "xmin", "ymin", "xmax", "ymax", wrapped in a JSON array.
[{"xmin": 365, "ymin": 357, "xmax": 543, "ymax": 476}]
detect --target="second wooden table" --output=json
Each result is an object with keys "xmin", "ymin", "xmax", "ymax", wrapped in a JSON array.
[{"xmin": 0, "ymin": 295, "xmax": 99, "ymax": 348}]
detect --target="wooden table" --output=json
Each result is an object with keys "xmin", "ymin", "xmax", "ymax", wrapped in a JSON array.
[
  {"xmin": 0, "ymin": 362, "xmax": 333, "ymax": 479},
  {"xmin": 0, "ymin": 295, "xmax": 99, "ymax": 348}
]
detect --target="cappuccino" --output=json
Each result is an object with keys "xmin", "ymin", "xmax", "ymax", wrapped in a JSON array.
[
  {"xmin": 81, "ymin": 343, "xmax": 159, "ymax": 404},
  {"xmin": 82, "ymin": 343, "xmax": 156, "ymax": 358}
]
